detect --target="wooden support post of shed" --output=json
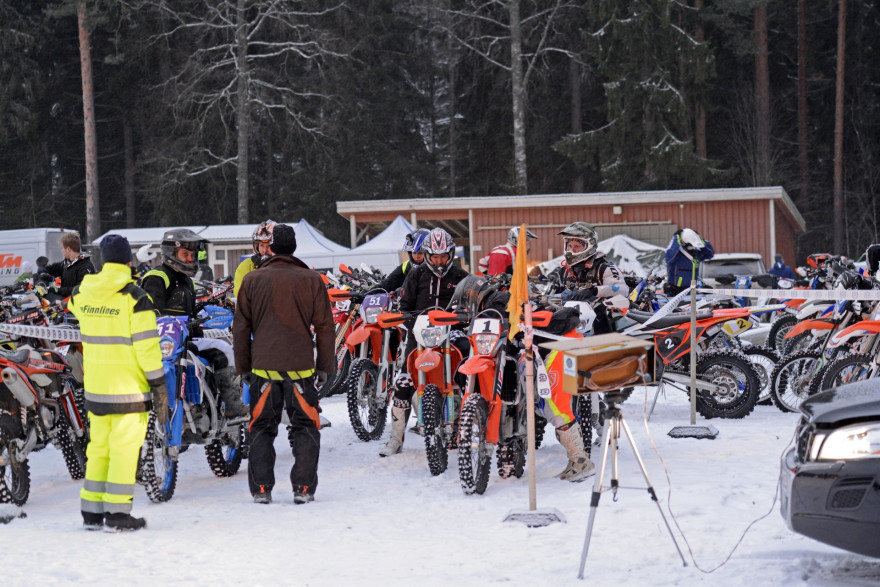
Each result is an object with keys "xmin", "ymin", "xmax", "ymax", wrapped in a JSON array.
[
  {"xmin": 411, "ymin": 212, "xmax": 418, "ymax": 228},
  {"xmin": 468, "ymin": 208, "xmax": 476, "ymax": 272},
  {"xmin": 349, "ymin": 215, "xmax": 357, "ymax": 248},
  {"xmin": 768, "ymin": 199, "xmax": 776, "ymax": 263}
]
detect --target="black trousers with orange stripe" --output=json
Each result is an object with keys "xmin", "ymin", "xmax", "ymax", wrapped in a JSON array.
[{"xmin": 247, "ymin": 375, "xmax": 321, "ymax": 497}]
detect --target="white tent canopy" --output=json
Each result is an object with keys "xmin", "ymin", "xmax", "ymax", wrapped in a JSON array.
[
  {"xmin": 534, "ymin": 234, "xmax": 666, "ymax": 278},
  {"xmin": 93, "ymin": 226, "xmax": 207, "ymax": 247},
  {"xmin": 291, "ymin": 219, "xmax": 350, "ymax": 271},
  {"xmin": 340, "ymin": 216, "xmax": 414, "ymax": 273}
]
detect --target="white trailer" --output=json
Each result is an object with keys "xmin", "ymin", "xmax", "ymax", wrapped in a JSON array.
[{"xmin": 0, "ymin": 228, "xmax": 73, "ymax": 286}]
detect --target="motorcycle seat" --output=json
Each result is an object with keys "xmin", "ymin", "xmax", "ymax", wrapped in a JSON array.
[
  {"xmin": 626, "ymin": 308, "xmax": 713, "ymax": 328},
  {"xmin": 0, "ymin": 348, "xmax": 32, "ymax": 365}
]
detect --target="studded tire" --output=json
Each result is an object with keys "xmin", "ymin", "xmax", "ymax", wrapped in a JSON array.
[
  {"xmin": 693, "ymin": 350, "xmax": 760, "ymax": 419},
  {"xmin": 346, "ymin": 359, "xmax": 387, "ymax": 442},
  {"xmin": 56, "ymin": 419, "xmax": 88, "ymax": 480},
  {"xmin": 742, "ymin": 345, "xmax": 780, "ymax": 405},
  {"xmin": 422, "ymin": 384, "xmax": 448, "ymax": 476},
  {"xmin": 139, "ymin": 411, "xmax": 178, "ymax": 503},
  {"xmin": 770, "ymin": 351, "xmax": 822, "ymax": 413},
  {"xmin": 815, "ymin": 353, "xmax": 875, "ymax": 393},
  {"xmin": 318, "ymin": 347, "xmax": 353, "ymax": 399},
  {"xmin": 496, "ymin": 437, "xmax": 526, "ymax": 479},
  {"xmin": 0, "ymin": 414, "xmax": 29, "ymax": 506},
  {"xmin": 205, "ymin": 422, "xmax": 246, "ymax": 478},
  {"xmin": 458, "ymin": 395, "xmax": 491, "ymax": 495},
  {"xmin": 767, "ymin": 314, "xmax": 797, "ymax": 352}
]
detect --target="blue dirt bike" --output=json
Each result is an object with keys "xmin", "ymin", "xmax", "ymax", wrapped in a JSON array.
[{"xmin": 138, "ymin": 308, "xmax": 247, "ymax": 503}]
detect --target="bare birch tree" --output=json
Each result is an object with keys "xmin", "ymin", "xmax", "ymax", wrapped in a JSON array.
[
  {"xmin": 125, "ymin": 0, "xmax": 345, "ymax": 223},
  {"xmin": 435, "ymin": 0, "xmax": 582, "ymax": 195}
]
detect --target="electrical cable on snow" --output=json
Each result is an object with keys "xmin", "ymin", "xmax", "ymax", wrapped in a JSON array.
[{"xmin": 637, "ymin": 384, "xmax": 797, "ymax": 573}]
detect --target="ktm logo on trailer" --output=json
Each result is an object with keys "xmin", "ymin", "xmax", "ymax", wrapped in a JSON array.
[{"xmin": 0, "ymin": 254, "xmax": 23, "ymax": 268}]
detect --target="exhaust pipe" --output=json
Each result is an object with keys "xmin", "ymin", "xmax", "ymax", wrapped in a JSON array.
[{"xmin": 2, "ymin": 367, "xmax": 37, "ymax": 407}]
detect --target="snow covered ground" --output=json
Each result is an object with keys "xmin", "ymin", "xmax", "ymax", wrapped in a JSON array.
[{"xmin": 3, "ymin": 382, "xmax": 880, "ymax": 586}]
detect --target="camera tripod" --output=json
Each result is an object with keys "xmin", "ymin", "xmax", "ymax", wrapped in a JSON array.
[{"xmin": 577, "ymin": 390, "xmax": 687, "ymax": 579}]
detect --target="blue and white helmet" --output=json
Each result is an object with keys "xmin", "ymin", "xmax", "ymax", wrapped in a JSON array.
[
  {"xmin": 423, "ymin": 228, "xmax": 455, "ymax": 277},
  {"xmin": 403, "ymin": 228, "xmax": 430, "ymax": 264}
]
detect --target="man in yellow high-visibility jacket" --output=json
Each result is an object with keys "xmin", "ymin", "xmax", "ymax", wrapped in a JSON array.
[{"xmin": 69, "ymin": 234, "xmax": 167, "ymax": 532}]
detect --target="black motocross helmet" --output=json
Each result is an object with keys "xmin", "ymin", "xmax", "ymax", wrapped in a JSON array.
[{"xmin": 161, "ymin": 228, "xmax": 207, "ymax": 277}]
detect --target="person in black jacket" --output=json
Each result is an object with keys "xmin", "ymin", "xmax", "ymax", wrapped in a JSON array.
[
  {"xmin": 371, "ymin": 228, "xmax": 430, "ymax": 294},
  {"xmin": 379, "ymin": 228, "xmax": 470, "ymax": 457},
  {"xmin": 45, "ymin": 232, "xmax": 96, "ymax": 297},
  {"xmin": 140, "ymin": 228, "xmax": 248, "ymax": 419}
]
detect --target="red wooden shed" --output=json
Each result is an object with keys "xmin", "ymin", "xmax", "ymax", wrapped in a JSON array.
[{"xmin": 336, "ymin": 186, "xmax": 805, "ymax": 272}]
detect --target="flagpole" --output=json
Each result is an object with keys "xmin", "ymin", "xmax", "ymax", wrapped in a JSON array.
[
  {"xmin": 524, "ymin": 296, "xmax": 537, "ymax": 510},
  {"xmin": 502, "ymin": 224, "xmax": 564, "ymax": 526}
]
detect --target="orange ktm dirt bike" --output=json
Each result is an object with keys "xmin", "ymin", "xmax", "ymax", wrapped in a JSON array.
[
  {"xmin": 320, "ymin": 287, "xmax": 363, "ymax": 399},
  {"xmin": 0, "ymin": 340, "xmax": 89, "ymax": 505},
  {"xmin": 451, "ymin": 307, "xmax": 567, "ymax": 495},
  {"xmin": 343, "ymin": 291, "xmax": 407, "ymax": 441},
  {"xmin": 377, "ymin": 308, "xmax": 465, "ymax": 476}
]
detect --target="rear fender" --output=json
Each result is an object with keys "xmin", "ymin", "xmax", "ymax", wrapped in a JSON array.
[
  {"xmin": 786, "ymin": 318, "xmax": 835, "ymax": 339},
  {"xmin": 828, "ymin": 321, "xmax": 880, "ymax": 349}
]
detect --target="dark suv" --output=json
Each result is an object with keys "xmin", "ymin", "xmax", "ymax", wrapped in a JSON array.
[{"xmin": 780, "ymin": 379, "xmax": 880, "ymax": 558}]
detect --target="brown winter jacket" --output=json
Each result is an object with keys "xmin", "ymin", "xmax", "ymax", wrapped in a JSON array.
[{"xmin": 233, "ymin": 255, "xmax": 334, "ymax": 376}]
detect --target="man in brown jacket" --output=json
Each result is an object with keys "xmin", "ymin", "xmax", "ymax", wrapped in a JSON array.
[{"xmin": 233, "ymin": 223, "xmax": 334, "ymax": 505}]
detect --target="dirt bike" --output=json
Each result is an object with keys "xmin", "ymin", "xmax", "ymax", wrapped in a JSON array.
[
  {"xmin": 769, "ymin": 275, "xmax": 875, "ymax": 412},
  {"xmin": 623, "ymin": 305, "xmax": 761, "ymax": 419},
  {"xmin": 0, "ymin": 343, "xmax": 88, "ymax": 505},
  {"xmin": 377, "ymin": 308, "xmax": 465, "ymax": 476},
  {"xmin": 137, "ymin": 315, "xmax": 247, "ymax": 503},
  {"xmin": 810, "ymin": 305, "xmax": 880, "ymax": 391},
  {"xmin": 453, "ymin": 305, "xmax": 575, "ymax": 495},
  {"xmin": 343, "ymin": 290, "xmax": 404, "ymax": 441},
  {"xmin": 320, "ymin": 288, "xmax": 361, "ymax": 399}
]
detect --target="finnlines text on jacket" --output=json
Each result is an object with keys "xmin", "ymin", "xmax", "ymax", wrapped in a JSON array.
[{"xmin": 78, "ymin": 305, "xmax": 120, "ymax": 316}]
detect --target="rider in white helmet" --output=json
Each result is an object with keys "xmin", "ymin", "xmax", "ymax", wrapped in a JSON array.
[
  {"xmin": 665, "ymin": 227, "xmax": 714, "ymax": 294},
  {"xmin": 379, "ymin": 228, "xmax": 471, "ymax": 458}
]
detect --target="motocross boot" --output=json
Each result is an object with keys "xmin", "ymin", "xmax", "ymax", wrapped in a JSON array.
[
  {"xmin": 104, "ymin": 513, "xmax": 147, "ymax": 532},
  {"xmin": 82, "ymin": 511, "xmax": 103, "ymax": 531},
  {"xmin": 555, "ymin": 422, "xmax": 596, "ymax": 482},
  {"xmin": 215, "ymin": 366, "xmax": 249, "ymax": 420},
  {"xmin": 379, "ymin": 403, "xmax": 410, "ymax": 457}
]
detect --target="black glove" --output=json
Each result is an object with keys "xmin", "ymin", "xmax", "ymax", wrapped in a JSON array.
[
  {"xmin": 568, "ymin": 286, "xmax": 598, "ymax": 301},
  {"xmin": 189, "ymin": 323, "xmax": 204, "ymax": 338},
  {"xmin": 149, "ymin": 377, "xmax": 169, "ymax": 427},
  {"xmin": 314, "ymin": 369, "xmax": 328, "ymax": 389}
]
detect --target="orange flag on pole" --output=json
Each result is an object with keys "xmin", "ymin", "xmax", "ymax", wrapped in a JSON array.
[{"xmin": 507, "ymin": 224, "xmax": 529, "ymax": 340}]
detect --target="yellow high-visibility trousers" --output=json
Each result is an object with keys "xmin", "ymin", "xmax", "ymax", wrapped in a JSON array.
[{"xmin": 80, "ymin": 412, "xmax": 149, "ymax": 515}]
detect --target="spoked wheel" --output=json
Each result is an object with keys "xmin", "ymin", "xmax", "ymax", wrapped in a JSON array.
[
  {"xmin": 0, "ymin": 414, "xmax": 29, "ymax": 506},
  {"xmin": 205, "ymin": 422, "xmax": 246, "ymax": 477},
  {"xmin": 346, "ymin": 359, "xmax": 387, "ymax": 441},
  {"xmin": 767, "ymin": 314, "xmax": 797, "ymax": 352},
  {"xmin": 318, "ymin": 347, "xmax": 353, "ymax": 399},
  {"xmin": 56, "ymin": 419, "xmax": 88, "ymax": 480},
  {"xmin": 815, "ymin": 353, "xmax": 875, "ymax": 392},
  {"xmin": 458, "ymin": 395, "xmax": 491, "ymax": 495},
  {"xmin": 422, "ymin": 384, "xmax": 448, "ymax": 476},
  {"xmin": 770, "ymin": 351, "xmax": 822, "ymax": 413},
  {"xmin": 693, "ymin": 350, "xmax": 760, "ymax": 419},
  {"xmin": 742, "ymin": 346, "xmax": 780, "ymax": 405},
  {"xmin": 139, "ymin": 411, "xmax": 178, "ymax": 503}
]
